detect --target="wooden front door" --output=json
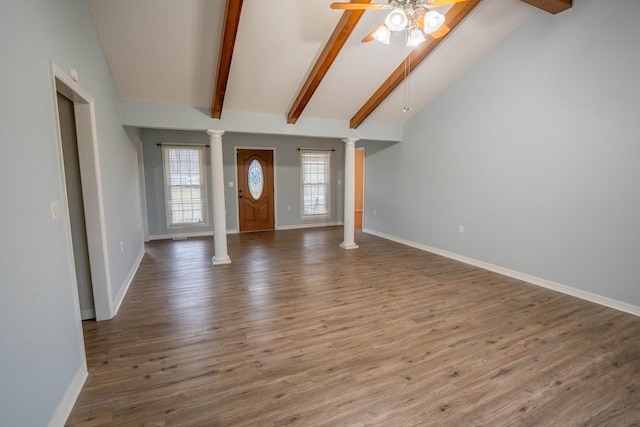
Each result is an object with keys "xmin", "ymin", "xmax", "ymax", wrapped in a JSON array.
[{"xmin": 237, "ymin": 149, "xmax": 275, "ymax": 232}]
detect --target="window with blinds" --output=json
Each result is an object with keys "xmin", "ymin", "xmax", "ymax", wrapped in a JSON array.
[
  {"xmin": 162, "ymin": 146, "xmax": 207, "ymax": 226},
  {"xmin": 301, "ymin": 150, "xmax": 330, "ymax": 217}
]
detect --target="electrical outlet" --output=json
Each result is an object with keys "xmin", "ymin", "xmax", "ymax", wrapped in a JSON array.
[
  {"xmin": 287, "ymin": 205, "xmax": 291, "ymax": 211},
  {"xmin": 120, "ymin": 241, "xmax": 124, "ymax": 252},
  {"xmin": 373, "ymin": 209, "xmax": 377, "ymax": 216},
  {"xmin": 459, "ymin": 225, "xmax": 464, "ymax": 233}
]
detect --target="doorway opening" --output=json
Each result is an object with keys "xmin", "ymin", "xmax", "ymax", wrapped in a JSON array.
[
  {"xmin": 57, "ymin": 92, "xmax": 95, "ymax": 320},
  {"xmin": 51, "ymin": 63, "xmax": 113, "ymax": 322}
]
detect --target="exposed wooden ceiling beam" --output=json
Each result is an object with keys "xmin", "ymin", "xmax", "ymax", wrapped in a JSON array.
[
  {"xmin": 211, "ymin": 0, "xmax": 243, "ymax": 119},
  {"xmin": 286, "ymin": 0, "xmax": 372, "ymax": 125},
  {"xmin": 520, "ymin": 0, "xmax": 572, "ymax": 14},
  {"xmin": 350, "ymin": 0, "xmax": 481, "ymax": 129}
]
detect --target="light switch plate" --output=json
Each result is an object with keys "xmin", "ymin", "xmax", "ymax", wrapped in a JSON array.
[{"xmin": 51, "ymin": 201, "xmax": 61, "ymax": 221}]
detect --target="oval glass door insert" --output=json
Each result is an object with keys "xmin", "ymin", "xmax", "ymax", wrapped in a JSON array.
[{"xmin": 248, "ymin": 159, "xmax": 264, "ymax": 200}]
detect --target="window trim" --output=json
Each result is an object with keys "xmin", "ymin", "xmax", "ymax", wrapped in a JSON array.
[
  {"xmin": 300, "ymin": 148, "xmax": 331, "ymax": 219},
  {"xmin": 162, "ymin": 144, "xmax": 209, "ymax": 228}
]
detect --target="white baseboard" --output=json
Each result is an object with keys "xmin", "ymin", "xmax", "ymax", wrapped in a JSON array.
[
  {"xmin": 149, "ymin": 230, "xmax": 213, "ymax": 240},
  {"xmin": 363, "ymin": 228, "xmax": 640, "ymax": 317},
  {"xmin": 150, "ymin": 225, "xmax": 342, "ymax": 239},
  {"xmin": 80, "ymin": 309, "xmax": 95, "ymax": 320},
  {"xmin": 276, "ymin": 221, "xmax": 343, "ymax": 231},
  {"xmin": 112, "ymin": 246, "xmax": 145, "ymax": 317},
  {"xmin": 48, "ymin": 363, "xmax": 88, "ymax": 427}
]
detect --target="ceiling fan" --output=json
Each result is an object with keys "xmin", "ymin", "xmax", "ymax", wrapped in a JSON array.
[{"xmin": 330, "ymin": 0, "xmax": 467, "ymax": 46}]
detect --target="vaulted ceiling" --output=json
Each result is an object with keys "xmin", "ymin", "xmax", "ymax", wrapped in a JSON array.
[{"xmin": 86, "ymin": 0, "xmax": 570, "ymax": 130}]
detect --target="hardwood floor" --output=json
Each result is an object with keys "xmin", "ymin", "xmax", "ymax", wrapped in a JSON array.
[{"xmin": 67, "ymin": 227, "xmax": 640, "ymax": 426}]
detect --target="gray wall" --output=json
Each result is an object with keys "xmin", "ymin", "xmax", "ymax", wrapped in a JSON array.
[
  {"xmin": 142, "ymin": 129, "xmax": 347, "ymax": 237},
  {"xmin": 0, "ymin": 1, "xmax": 144, "ymax": 425},
  {"xmin": 366, "ymin": 0, "xmax": 640, "ymax": 306}
]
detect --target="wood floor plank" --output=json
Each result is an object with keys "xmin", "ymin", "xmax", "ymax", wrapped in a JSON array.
[{"xmin": 67, "ymin": 227, "xmax": 640, "ymax": 426}]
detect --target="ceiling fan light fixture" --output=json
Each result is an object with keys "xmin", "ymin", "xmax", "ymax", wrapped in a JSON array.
[
  {"xmin": 422, "ymin": 10, "xmax": 445, "ymax": 34},
  {"xmin": 373, "ymin": 25, "xmax": 391, "ymax": 45},
  {"xmin": 385, "ymin": 8, "xmax": 408, "ymax": 32},
  {"xmin": 407, "ymin": 28, "xmax": 426, "ymax": 47}
]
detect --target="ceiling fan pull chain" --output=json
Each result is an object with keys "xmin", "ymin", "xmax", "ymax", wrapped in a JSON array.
[{"xmin": 403, "ymin": 48, "xmax": 412, "ymax": 112}]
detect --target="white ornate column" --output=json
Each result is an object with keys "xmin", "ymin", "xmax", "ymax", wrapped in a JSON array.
[
  {"xmin": 207, "ymin": 129, "xmax": 231, "ymax": 265},
  {"xmin": 340, "ymin": 137, "xmax": 359, "ymax": 250}
]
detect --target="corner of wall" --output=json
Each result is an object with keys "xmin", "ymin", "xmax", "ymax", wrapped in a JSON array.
[{"xmin": 47, "ymin": 364, "xmax": 87, "ymax": 427}]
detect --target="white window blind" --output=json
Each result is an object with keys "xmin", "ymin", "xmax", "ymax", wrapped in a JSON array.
[
  {"xmin": 162, "ymin": 146, "xmax": 207, "ymax": 226},
  {"xmin": 301, "ymin": 150, "xmax": 330, "ymax": 216}
]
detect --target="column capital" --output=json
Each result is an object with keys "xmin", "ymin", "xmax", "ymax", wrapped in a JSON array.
[
  {"xmin": 206, "ymin": 129, "xmax": 225, "ymax": 138},
  {"xmin": 342, "ymin": 137, "xmax": 359, "ymax": 145}
]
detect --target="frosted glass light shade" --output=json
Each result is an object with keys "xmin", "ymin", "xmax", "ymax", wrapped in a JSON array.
[
  {"xmin": 422, "ymin": 10, "xmax": 445, "ymax": 34},
  {"xmin": 407, "ymin": 28, "xmax": 426, "ymax": 47},
  {"xmin": 385, "ymin": 8, "xmax": 408, "ymax": 32},
  {"xmin": 373, "ymin": 25, "xmax": 391, "ymax": 44}
]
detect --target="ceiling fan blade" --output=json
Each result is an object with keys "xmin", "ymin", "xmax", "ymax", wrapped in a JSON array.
[
  {"xmin": 430, "ymin": 24, "xmax": 450, "ymax": 39},
  {"xmin": 330, "ymin": 2, "xmax": 391, "ymax": 10},
  {"xmin": 426, "ymin": 0, "xmax": 469, "ymax": 7},
  {"xmin": 362, "ymin": 23, "xmax": 385, "ymax": 42}
]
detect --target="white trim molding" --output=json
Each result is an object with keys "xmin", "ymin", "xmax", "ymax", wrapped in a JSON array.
[
  {"xmin": 112, "ymin": 247, "xmax": 145, "ymax": 317},
  {"xmin": 277, "ymin": 221, "xmax": 343, "ymax": 231},
  {"xmin": 363, "ymin": 228, "xmax": 640, "ymax": 317},
  {"xmin": 80, "ymin": 309, "xmax": 95, "ymax": 320},
  {"xmin": 47, "ymin": 363, "xmax": 87, "ymax": 427},
  {"xmin": 50, "ymin": 62, "xmax": 114, "ymax": 321},
  {"xmin": 150, "ymin": 224, "xmax": 343, "ymax": 238},
  {"xmin": 150, "ymin": 231, "xmax": 214, "ymax": 240}
]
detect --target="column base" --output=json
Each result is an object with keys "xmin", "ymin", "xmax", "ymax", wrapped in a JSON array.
[
  {"xmin": 339, "ymin": 242, "xmax": 359, "ymax": 250},
  {"xmin": 211, "ymin": 256, "xmax": 231, "ymax": 265}
]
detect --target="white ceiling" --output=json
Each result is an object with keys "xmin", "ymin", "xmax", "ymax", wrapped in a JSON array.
[{"xmin": 86, "ymin": 0, "xmax": 537, "ymax": 128}]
